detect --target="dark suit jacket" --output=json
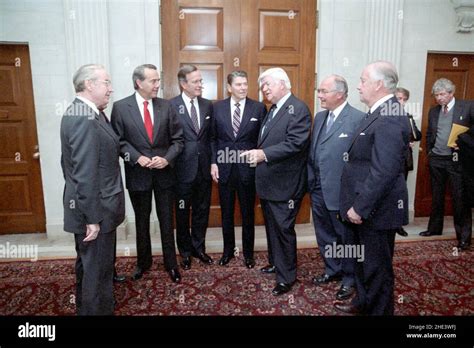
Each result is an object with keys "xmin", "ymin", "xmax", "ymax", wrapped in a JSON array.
[
  {"xmin": 308, "ymin": 103, "xmax": 365, "ymax": 210},
  {"xmin": 211, "ymin": 97, "xmax": 266, "ymax": 184},
  {"xmin": 110, "ymin": 94, "xmax": 184, "ymax": 191},
  {"xmin": 426, "ymin": 99, "xmax": 474, "ymax": 155},
  {"xmin": 340, "ymin": 96, "xmax": 410, "ymax": 230},
  {"xmin": 170, "ymin": 95, "xmax": 213, "ymax": 183},
  {"xmin": 256, "ymin": 94, "xmax": 312, "ymax": 201},
  {"xmin": 405, "ymin": 113, "xmax": 422, "ymax": 171},
  {"xmin": 61, "ymin": 98, "xmax": 125, "ymax": 234}
]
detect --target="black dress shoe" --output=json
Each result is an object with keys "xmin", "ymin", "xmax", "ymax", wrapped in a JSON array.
[
  {"xmin": 336, "ymin": 285, "xmax": 355, "ymax": 300},
  {"xmin": 312, "ymin": 273, "xmax": 342, "ymax": 285},
  {"xmin": 457, "ymin": 241, "xmax": 471, "ymax": 251},
  {"xmin": 113, "ymin": 274, "xmax": 127, "ymax": 283},
  {"xmin": 272, "ymin": 282, "xmax": 293, "ymax": 296},
  {"xmin": 218, "ymin": 255, "xmax": 234, "ymax": 266},
  {"xmin": 181, "ymin": 257, "xmax": 192, "ymax": 270},
  {"xmin": 419, "ymin": 230, "xmax": 442, "ymax": 237},
  {"xmin": 334, "ymin": 301, "xmax": 362, "ymax": 315},
  {"xmin": 194, "ymin": 252, "xmax": 213, "ymax": 264},
  {"xmin": 131, "ymin": 267, "xmax": 148, "ymax": 281},
  {"xmin": 168, "ymin": 268, "xmax": 181, "ymax": 283},
  {"xmin": 397, "ymin": 227, "xmax": 408, "ymax": 237},
  {"xmin": 244, "ymin": 258, "xmax": 256, "ymax": 269},
  {"xmin": 260, "ymin": 264, "xmax": 276, "ymax": 274}
]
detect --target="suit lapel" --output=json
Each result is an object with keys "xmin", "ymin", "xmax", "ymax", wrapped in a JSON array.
[
  {"xmin": 453, "ymin": 101, "xmax": 464, "ymax": 123},
  {"xmin": 347, "ymin": 111, "xmax": 379, "ymax": 152},
  {"xmin": 98, "ymin": 113, "xmax": 120, "ymax": 146},
  {"xmin": 311, "ymin": 111, "xmax": 327, "ymax": 153},
  {"xmin": 127, "ymin": 96, "xmax": 151, "ymax": 144},
  {"xmin": 198, "ymin": 97, "xmax": 207, "ymax": 137},
  {"xmin": 223, "ymin": 98, "xmax": 234, "ymax": 139},
  {"xmin": 152, "ymin": 98, "xmax": 160, "ymax": 143},
  {"xmin": 236, "ymin": 98, "xmax": 252, "ymax": 139},
  {"xmin": 259, "ymin": 95, "xmax": 292, "ymax": 144},
  {"xmin": 320, "ymin": 104, "xmax": 350, "ymax": 144},
  {"xmin": 178, "ymin": 95, "xmax": 197, "ymax": 135}
]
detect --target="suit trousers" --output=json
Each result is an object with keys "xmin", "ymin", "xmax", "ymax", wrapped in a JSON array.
[
  {"xmin": 129, "ymin": 184, "xmax": 178, "ymax": 271},
  {"xmin": 260, "ymin": 198, "xmax": 302, "ymax": 284},
  {"xmin": 175, "ymin": 167, "xmax": 212, "ymax": 257},
  {"xmin": 310, "ymin": 181, "xmax": 355, "ymax": 287},
  {"xmin": 351, "ymin": 225, "xmax": 396, "ymax": 316},
  {"xmin": 218, "ymin": 165, "xmax": 256, "ymax": 259},
  {"xmin": 74, "ymin": 230, "xmax": 115, "ymax": 315},
  {"xmin": 427, "ymin": 154, "xmax": 472, "ymax": 243}
]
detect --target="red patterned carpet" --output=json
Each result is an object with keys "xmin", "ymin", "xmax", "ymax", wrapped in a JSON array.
[{"xmin": 0, "ymin": 239, "xmax": 472, "ymax": 316}]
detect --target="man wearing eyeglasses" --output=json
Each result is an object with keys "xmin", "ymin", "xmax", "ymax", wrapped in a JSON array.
[
  {"xmin": 61, "ymin": 64, "xmax": 125, "ymax": 315},
  {"xmin": 308, "ymin": 75, "xmax": 365, "ymax": 302},
  {"xmin": 170, "ymin": 65, "xmax": 214, "ymax": 270}
]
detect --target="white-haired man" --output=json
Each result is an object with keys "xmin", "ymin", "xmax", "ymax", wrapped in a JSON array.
[
  {"xmin": 337, "ymin": 61, "xmax": 410, "ymax": 315},
  {"xmin": 419, "ymin": 78, "xmax": 473, "ymax": 251},
  {"xmin": 241, "ymin": 68, "xmax": 311, "ymax": 296}
]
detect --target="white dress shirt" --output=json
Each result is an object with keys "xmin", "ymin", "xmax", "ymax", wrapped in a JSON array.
[{"xmin": 181, "ymin": 92, "xmax": 201, "ymax": 129}]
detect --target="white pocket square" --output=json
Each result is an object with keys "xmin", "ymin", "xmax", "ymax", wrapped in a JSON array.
[
  {"xmin": 339, "ymin": 133, "xmax": 348, "ymax": 138},
  {"xmin": 360, "ymin": 132, "xmax": 366, "ymax": 135},
  {"xmin": 205, "ymin": 116, "xmax": 210, "ymax": 120},
  {"xmin": 250, "ymin": 118, "xmax": 258, "ymax": 121}
]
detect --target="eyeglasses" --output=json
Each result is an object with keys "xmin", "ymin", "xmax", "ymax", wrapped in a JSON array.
[
  {"xmin": 94, "ymin": 79, "xmax": 112, "ymax": 87},
  {"xmin": 317, "ymin": 89, "xmax": 338, "ymax": 94}
]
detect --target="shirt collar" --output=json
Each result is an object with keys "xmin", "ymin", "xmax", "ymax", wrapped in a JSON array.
[
  {"xmin": 181, "ymin": 92, "xmax": 197, "ymax": 105},
  {"xmin": 135, "ymin": 92, "xmax": 151, "ymax": 106},
  {"xmin": 231, "ymin": 96, "xmax": 246, "ymax": 107},
  {"xmin": 76, "ymin": 95, "xmax": 99, "ymax": 116},
  {"xmin": 330, "ymin": 101, "xmax": 348, "ymax": 119},
  {"xmin": 446, "ymin": 97, "xmax": 455, "ymax": 111},
  {"xmin": 370, "ymin": 94, "xmax": 394, "ymax": 114},
  {"xmin": 275, "ymin": 92, "xmax": 292, "ymax": 110}
]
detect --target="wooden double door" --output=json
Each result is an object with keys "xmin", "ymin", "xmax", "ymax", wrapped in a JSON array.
[{"xmin": 162, "ymin": 0, "xmax": 316, "ymax": 227}]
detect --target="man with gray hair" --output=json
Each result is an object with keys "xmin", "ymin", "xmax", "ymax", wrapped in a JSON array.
[
  {"xmin": 241, "ymin": 67, "xmax": 311, "ymax": 296},
  {"xmin": 111, "ymin": 64, "xmax": 184, "ymax": 283},
  {"xmin": 337, "ymin": 61, "xmax": 410, "ymax": 315},
  {"xmin": 419, "ymin": 78, "xmax": 473, "ymax": 251},
  {"xmin": 308, "ymin": 75, "xmax": 365, "ymax": 301},
  {"xmin": 61, "ymin": 64, "xmax": 125, "ymax": 315}
]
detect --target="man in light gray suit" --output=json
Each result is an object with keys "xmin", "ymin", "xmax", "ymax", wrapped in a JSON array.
[
  {"xmin": 61, "ymin": 64, "xmax": 125, "ymax": 315},
  {"xmin": 308, "ymin": 75, "xmax": 365, "ymax": 301}
]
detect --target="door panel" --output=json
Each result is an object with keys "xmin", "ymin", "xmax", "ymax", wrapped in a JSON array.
[
  {"xmin": 415, "ymin": 52, "xmax": 474, "ymax": 217},
  {"xmin": 162, "ymin": 0, "xmax": 316, "ymax": 226},
  {"xmin": 0, "ymin": 43, "xmax": 46, "ymax": 234}
]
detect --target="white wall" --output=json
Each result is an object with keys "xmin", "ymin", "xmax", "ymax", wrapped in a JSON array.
[
  {"xmin": 1, "ymin": 0, "xmax": 473, "ymax": 236},
  {"xmin": 317, "ymin": 0, "xmax": 474, "ymax": 217}
]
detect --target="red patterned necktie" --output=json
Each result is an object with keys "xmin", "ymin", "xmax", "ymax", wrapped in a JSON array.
[{"xmin": 143, "ymin": 100, "xmax": 153, "ymax": 142}]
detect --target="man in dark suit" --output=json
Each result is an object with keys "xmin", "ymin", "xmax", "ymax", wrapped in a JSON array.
[
  {"xmin": 61, "ymin": 64, "xmax": 125, "ymax": 315},
  {"xmin": 419, "ymin": 78, "xmax": 473, "ymax": 251},
  {"xmin": 211, "ymin": 71, "xmax": 266, "ymax": 268},
  {"xmin": 241, "ymin": 68, "xmax": 311, "ymax": 296},
  {"xmin": 336, "ymin": 61, "xmax": 410, "ymax": 315},
  {"xmin": 170, "ymin": 65, "xmax": 214, "ymax": 270},
  {"xmin": 111, "ymin": 64, "xmax": 183, "ymax": 283},
  {"xmin": 308, "ymin": 75, "xmax": 365, "ymax": 301},
  {"xmin": 395, "ymin": 87, "xmax": 422, "ymax": 237}
]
